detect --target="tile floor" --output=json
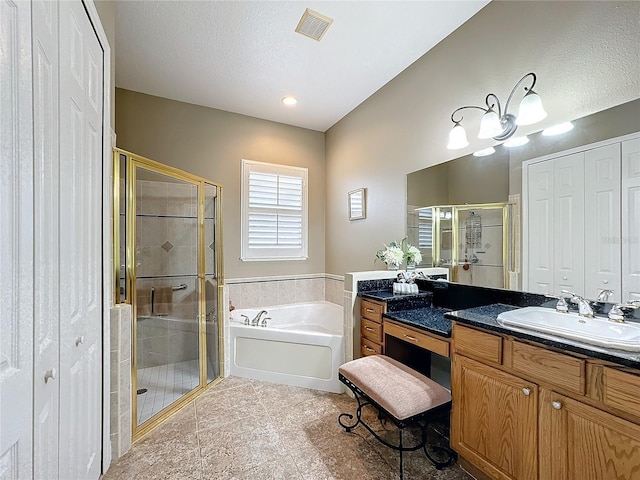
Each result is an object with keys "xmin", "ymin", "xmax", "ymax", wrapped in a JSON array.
[
  {"xmin": 137, "ymin": 359, "xmax": 201, "ymax": 424},
  {"xmin": 104, "ymin": 376, "xmax": 474, "ymax": 480}
]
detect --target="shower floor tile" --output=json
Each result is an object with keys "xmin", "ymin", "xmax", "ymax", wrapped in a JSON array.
[
  {"xmin": 136, "ymin": 359, "xmax": 200, "ymax": 424},
  {"xmin": 107, "ymin": 377, "xmax": 474, "ymax": 480}
]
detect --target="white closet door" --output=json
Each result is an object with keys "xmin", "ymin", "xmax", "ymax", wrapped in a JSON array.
[
  {"xmin": 58, "ymin": 2, "xmax": 104, "ymax": 479},
  {"xmin": 526, "ymin": 160, "xmax": 555, "ymax": 294},
  {"xmin": 0, "ymin": 0, "xmax": 34, "ymax": 477},
  {"xmin": 554, "ymin": 153, "xmax": 585, "ymax": 296},
  {"xmin": 32, "ymin": 1, "xmax": 61, "ymax": 477},
  {"xmin": 622, "ymin": 138, "xmax": 640, "ymax": 302},
  {"xmin": 585, "ymin": 144, "xmax": 622, "ymax": 303}
]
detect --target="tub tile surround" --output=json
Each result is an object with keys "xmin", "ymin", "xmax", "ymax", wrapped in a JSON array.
[{"xmin": 103, "ymin": 376, "xmax": 474, "ymax": 480}]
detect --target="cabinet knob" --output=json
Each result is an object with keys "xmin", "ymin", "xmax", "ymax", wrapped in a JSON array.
[
  {"xmin": 603, "ymin": 280, "xmax": 609, "ymax": 285},
  {"xmin": 522, "ymin": 388, "xmax": 531, "ymax": 396},
  {"xmin": 552, "ymin": 401, "xmax": 563, "ymax": 410},
  {"xmin": 562, "ymin": 276, "xmax": 568, "ymax": 281},
  {"xmin": 364, "ymin": 326, "xmax": 375, "ymax": 332},
  {"xmin": 44, "ymin": 368, "xmax": 57, "ymax": 384},
  {"xmin": 75, "ymin": 335, "xmax": 85, "ymax": 346},
  {"xmin": 364, "ymin": 345, "xmax": 375, "ymax": 353}
]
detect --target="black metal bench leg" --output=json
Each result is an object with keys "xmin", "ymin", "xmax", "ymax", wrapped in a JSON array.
[{"xmin": 398, "ymin": 428, "xmax": 404, "ymax": 480}]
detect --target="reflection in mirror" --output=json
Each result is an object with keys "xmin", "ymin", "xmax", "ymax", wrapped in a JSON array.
[
  {"xmin": 407, "ymin": 99, "xmax": 640, "ymax": 291},
  {"xmin": 349, "ymin": 188, "xmax": 366, "ymax": 220}
]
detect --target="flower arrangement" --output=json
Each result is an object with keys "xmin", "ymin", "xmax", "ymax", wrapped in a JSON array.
[
  {"xmin": 375, "ymin": 241, "xmax": 404, "ymax": 269},
  {"xmin": 375, "ymin": 238, "xmax": 422, "ymax": 269},
  {"xmin": 405, "ymin": 244, "xmax": 422, "ymax": 265}
]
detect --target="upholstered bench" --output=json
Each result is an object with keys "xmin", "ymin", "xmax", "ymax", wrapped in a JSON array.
[{"xmin": 338, "ymin": 355, "xmax": 454, "ymax": 479}]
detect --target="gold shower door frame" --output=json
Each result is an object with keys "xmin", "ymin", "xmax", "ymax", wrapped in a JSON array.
[
  {"xmin": 113, "ymin": 148, "xmax": 225, "ymax": 440},
  {"xmin": 431, "ymin": 202, "xmax": 510, "ymax": 287}
]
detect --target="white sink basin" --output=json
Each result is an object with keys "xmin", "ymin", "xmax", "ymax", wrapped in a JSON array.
[{"xmin": 497, "ymin": 307, "xmax": 640, "ymax": 352}]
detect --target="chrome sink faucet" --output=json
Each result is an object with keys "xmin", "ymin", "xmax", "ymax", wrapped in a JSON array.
[
  {"xmin": 251, "ymin": 310, "xmax": 268, "ymax": 326},
  {"xmin": 561, "ymin": 290, "xmax": 594, "ymax": 318},
  {"xmin": 608, "ymin": 300, "xmax": 640, "ymax": 323}
]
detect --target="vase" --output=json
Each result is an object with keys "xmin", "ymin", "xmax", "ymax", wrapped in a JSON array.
[
  {"xmin": 406, "ymin": 261, "xmax": 416, "ymax": 271},
  {"xmin": 387, "ymin": 263, "xmax": 399, "ymax": 271}
]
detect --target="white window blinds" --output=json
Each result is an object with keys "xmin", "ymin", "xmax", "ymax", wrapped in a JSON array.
[
  {"xmin": 418, "ymin": 208, "xmax": 433, "ymax": 249},
  {"xmin": 241, "ymin": 160, "xmax": 308, "ymax": 261}
]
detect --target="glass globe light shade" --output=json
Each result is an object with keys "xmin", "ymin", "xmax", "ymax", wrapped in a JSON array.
[
  {"xmin": 516, "ymin": 90, "xmax": 547, "ymax": 125},
  {"xmin": 477, "ymin": 109, "xmax": 503, "ymax": 139},
  {"xmin": 447, "ymin": 123, "xmax": 469, "ymax": 149}
]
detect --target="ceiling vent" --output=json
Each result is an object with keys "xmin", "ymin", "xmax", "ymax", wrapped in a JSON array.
[{"xmin": 295, "ymin": 8, "xmax": 333, "ymax": 41}]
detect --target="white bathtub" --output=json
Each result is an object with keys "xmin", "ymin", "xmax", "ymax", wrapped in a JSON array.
[{"xmin": 229, "ymin": 301, "xmax": 345, "ymax": 393}]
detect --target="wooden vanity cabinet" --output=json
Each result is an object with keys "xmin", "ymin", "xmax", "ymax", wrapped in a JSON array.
[
  {"xmin": 452, "ymin": 355, "xmax": 538, "ymax": 480},
  {"xmin": 539, "ymin": 389, "xmax": 640, "ymax": 480},
  {"xmin": 451, "ymin": 322, "xmax": 640, "ymax": 480},
  {"xmin": 360, "ymin": 298, "xmax": 385, "ymax": 356}
]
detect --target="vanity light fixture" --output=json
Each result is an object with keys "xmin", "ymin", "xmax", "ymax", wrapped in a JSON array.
[
  {"xmin": 542, "ymin": 121, "xmax": 574, "ymax": 136},
  {"xmin": 503, "ymin": 136, "xmax": 530, "ymax": 148},
  {"xmin": 282, "ymin": 96, "xmax": 298, "ymax": 106},
  {"xmin": 447, "ymin": 72, "xmax": 547, "ymax": 149},
  {"xmin": 473, "ymin": 147, "xmax": 496, "ymax": 157}
]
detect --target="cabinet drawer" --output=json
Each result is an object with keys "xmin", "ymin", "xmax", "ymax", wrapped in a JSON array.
[
  {"xmin": 512, "ymin": 341, "xmax": 585, "ymax": 395},
  {"xmin": 453, "ymin": 324, "xmax": 502, "ymax": 364},
  {"xmin": 384, "ymin": 321, "xmax": 449, "ymax": 357},
  {"xmin": 603, "ymin": 367, "xmax": 640, "ymax": 418},
  {"xmin": 361, "ymin": 337, "xmax": 382, "ymax": 356},
  {"xmin": 361, "ymin": 318, "xmax": 383, "ymax": 343},
  {"xmin": 361, "ymin": 300, "xmax": 384, "ymax": 323}
]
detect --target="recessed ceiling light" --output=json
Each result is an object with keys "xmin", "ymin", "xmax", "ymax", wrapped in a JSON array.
[
  {"xmin": 282, "ymin": 96, "xmax": 297, "ymax": 106},
  {"xmin": 542, "ymin": 122, "xmax": 574, "ymax": 136},
  {"xmin": 473, "ymin": 147, "xmax": 496, "ymax": 157},
  {"xmin": 504, "ymin": 136, "xmax": 529, "ymax": 148}
]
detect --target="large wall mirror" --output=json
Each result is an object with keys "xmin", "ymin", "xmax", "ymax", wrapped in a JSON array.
[{"xmin": 407, "ymin": 99, "xmax": 640, "ymax": 292}]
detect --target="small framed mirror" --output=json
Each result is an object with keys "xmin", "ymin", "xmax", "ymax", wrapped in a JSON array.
[{"xmin": 348, "ymin": 188, "xmax": 366, "ymax": 221}]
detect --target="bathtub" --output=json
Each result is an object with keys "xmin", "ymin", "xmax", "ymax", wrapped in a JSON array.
[{"xmin": 229, "ymin": 301, "xmax": 345, "ymax": 393}]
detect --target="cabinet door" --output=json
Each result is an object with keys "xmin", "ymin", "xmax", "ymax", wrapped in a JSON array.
[
  {"xmin": 622, "ymin": 138, "xmax": 640, "ymax": 302},
  {"xmin": 585, "ymin": 144, "xmax": 622, "ymax": 303},
  {"xmin": 540, "ymin": 389, "xmax": 640, "ymax": 480},
  {"xmin": 452, "ymin": 356, "xmax": 538, "ymax": 480},
  {"xmin": 525, "ymin": 159, "xmax": 555, "ymax": 294},
  {"xmin": 554, "ymin": 153, "xmax": 585, "ymax": 295}
]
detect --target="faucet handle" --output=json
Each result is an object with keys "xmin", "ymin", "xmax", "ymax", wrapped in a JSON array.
[
  {"xmin": 555, "ymin": 296, "xmax": 569, "ymax": 313},
  {"xmin": 241, "ymin": 314, "xmax": 249, "ymax": 325},
  {"xmin": 596, "ymin": 289, "xmax": 614, "ymax": 302}
]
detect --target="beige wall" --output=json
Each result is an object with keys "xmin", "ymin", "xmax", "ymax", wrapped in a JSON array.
[
  {"xmin": 325, "ymin": 1, "xmax": 640, "ymax": 275},
  {"xmin": 115, "ymin": 89, "xmax": 326, "ymax": 279}
]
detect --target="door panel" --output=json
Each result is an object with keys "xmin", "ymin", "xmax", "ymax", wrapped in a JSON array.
[
  {"xmin": 0, "ymin": 0, "xmax": 34, "ymax": 477},
  {"xmin": 32, "ymin": 0, "xmax": 61, "ymax": 477},
  {"xmin": 554, "ymin": 153, "xmax": 585, "ymax": 296},
  {"xmin": 585, "ymin": 144, "xmax": 622, "ymax": 303},
  {"xmin": 58, "ymin": 2, "xmax": 103, "ymax": 479},
  {"xmin": 622, "ymin": 138, "xmax": 640, "ymax": 302},
  {"xmin": 526, "ymin": 161, "xmax": 554, "ymax": 293}
]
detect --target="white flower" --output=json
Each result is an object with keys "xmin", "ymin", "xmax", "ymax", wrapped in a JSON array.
[
  {"xmin": 383, "ymin": 245, "xmax": 404, "ymax": 267},
  {"xmin": 406, "ymin": 245, "xmax": 422, "ymax": 264}
]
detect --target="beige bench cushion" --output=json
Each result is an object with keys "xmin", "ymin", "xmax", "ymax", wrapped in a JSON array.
[{"xmin": 339, "ymin": 355, "xmax": 451, "ymax": 421}]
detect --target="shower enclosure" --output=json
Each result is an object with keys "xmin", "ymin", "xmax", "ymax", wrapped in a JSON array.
[
  {"xmin": 113, "ymin": 149, "xmax": 223, "ymax": 438},
  {"xmin": 410, "ymin": 203, "xmax": 511, "ymax": 288}
]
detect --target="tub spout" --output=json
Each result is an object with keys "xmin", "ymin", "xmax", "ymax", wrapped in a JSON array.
[{"xmin": 251, "ymin": 310, "xmax": 268, "ymax": 326}]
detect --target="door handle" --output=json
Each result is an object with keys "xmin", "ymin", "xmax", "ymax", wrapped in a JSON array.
[
  {"xmin": 75, "ymin": 336, "xmax": 85, "ymax": 346},
  {"xmin": 44, "ymin": 368, "xmax": 57, "ymax": 384}
]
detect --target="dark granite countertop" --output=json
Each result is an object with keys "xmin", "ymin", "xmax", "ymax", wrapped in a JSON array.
[
  {"xmin": 383, "ymin": 307, "xmax": 453, "ymax": 338},
  {"xmin": 359, "ymin": 290, "xmax": 432, "ymax": 312},
  {"xmin": 445, "ymin": 304, "xmax": 640, "ymax": 369}
]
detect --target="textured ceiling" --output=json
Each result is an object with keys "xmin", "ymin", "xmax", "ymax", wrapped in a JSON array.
[{"xmin": 115, "ymin": 1, "xmax": 490, "ymax": 132}]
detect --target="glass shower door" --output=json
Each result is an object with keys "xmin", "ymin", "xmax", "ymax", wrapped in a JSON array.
[
  {"xmin": 132, "ymin": 166, "xmax": 201, "ymax": 426},
  {"xmin": 204, "ymin": 183, "xmax": 220, "ymax": 384}
]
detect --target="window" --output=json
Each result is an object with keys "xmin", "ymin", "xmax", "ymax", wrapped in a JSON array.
[
  {"xmin": 241, "ymin": 159, "xmax": 308, "ymax": 261},
  {"xmin": 417, "ymin": 207, "xmax": 433, "ymax": 249}
]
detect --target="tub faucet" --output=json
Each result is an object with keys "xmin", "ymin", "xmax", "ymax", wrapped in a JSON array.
[{"xmin": 251, "ymin": 310, "xmax": 268, "ymax": 326}]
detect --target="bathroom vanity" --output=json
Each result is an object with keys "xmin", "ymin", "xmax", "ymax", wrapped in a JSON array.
[
  {"xmin": 447, "ymin": 305, "xmax": 640, "ymax": 480},
  {"xmin": 354, "ymin": 278, "xmax": 640, "ymax": 480}
]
